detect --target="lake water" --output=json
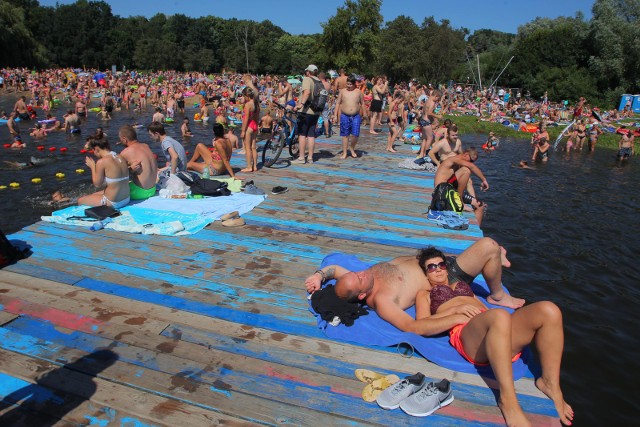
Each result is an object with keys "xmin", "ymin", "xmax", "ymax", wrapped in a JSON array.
[{"xmin": 1, "ymin": 96, "xmax": 638, "ymax": 424}]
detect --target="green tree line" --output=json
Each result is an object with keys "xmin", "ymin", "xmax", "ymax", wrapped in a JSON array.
[{"xmin": 1, "ymin": 0, "xmax": 638, "ymax": 106}]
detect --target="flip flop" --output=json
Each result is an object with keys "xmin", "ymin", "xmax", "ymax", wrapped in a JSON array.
[
  {"xmin": 361, "ymin": 376, "xmax": 398, "ymax": 402},
  {"xmin": 220, "ymin": 211, "xmax": 239, "ymax": 221},
  {"xmin": 355, "ymin": 369, "xmax": 400, "ymax": 385}
]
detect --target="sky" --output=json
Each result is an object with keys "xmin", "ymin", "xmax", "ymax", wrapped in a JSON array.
[{"xmin": 38, "ymin": 0, "xmax": 595, "ymax": 35}]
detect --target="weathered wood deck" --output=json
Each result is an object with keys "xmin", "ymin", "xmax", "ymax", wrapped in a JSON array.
[{"xmin": 0, "ymin": 132, "xmax": 558, "ymax": 426}]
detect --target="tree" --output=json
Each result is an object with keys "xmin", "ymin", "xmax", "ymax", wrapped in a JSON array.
[
  {"xmin": 413, "ymin": 17, "xmax": 467, "ymax": 84},
  {"xmin": 0, "ymin": 0, "xmax": 46, "ymax": 66},
  {"xmin": 320, "ymin": 0, "xmax": 382, "ymax": 74},
  {"xmin": 377, "ymin": 15, "xmax": 420, "ymax": 82}
]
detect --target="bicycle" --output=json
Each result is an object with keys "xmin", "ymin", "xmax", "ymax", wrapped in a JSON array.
[{"xmin": 261, "ymin": 103, "xmax": 300, "ymax": 167}]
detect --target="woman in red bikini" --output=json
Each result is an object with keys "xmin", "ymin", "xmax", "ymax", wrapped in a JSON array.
[
  {"xmin": 240, "ymin": 86, "xmax": 259, "ymax": 172},
  {"xmin": 415, "ymin": 247, "xmax": 573, "ymax": 427}
]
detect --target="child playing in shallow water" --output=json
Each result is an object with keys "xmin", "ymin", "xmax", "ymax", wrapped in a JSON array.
[{"xmin": 181, "ymin": 118, "xmax": 193, "ymax": 137}]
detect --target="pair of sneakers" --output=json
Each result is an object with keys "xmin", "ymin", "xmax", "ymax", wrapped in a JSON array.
[{"xmin": 376, "ymin": 373, "xmax": 454, "ymax": 417}]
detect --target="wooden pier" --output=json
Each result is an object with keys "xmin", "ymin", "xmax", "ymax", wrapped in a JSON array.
[{"xmin": 0, "ymin": 133, "xmax": 558, "ymax": 426}]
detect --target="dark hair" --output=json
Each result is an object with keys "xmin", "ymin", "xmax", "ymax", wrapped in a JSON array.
[
  {"xmin": 347, "ymin": 75, "xmax": 357, "ymax": 85},
  {"xmin": 464, "ymin": 146, "xmax": 478, "ymax": 157},
  {"xmin": 87, "ymin": 137, "xmax": 111, "ymax": 151},
  {"xmin": 416, "ymin": 247, "xmax": 446, "ymax": 275},
  {"xmin": 213, "ymin": 123, "xmax": 225, "ymax": 138},
  {"xmin": 443, "ymin": 119, "xmax": 452, "ymax": 128},
  {"xmin": 147, "ymin": 121, "xmax": 166, "ymax": 135},
  {"xmin": 119, "ymin": 125, "xmax": 137, "ymax": 141},
  {"xmin": 449, "ymin": 124, "xmax": 458, "ymax": 133}
]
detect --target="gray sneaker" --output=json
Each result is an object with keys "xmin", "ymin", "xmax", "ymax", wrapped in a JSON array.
[
  {"xmin": 291, "ymin": 158, "xmax": 306, "ymax": 164},
  {"xmin": 376, "ymin": 372, "xmax": 426, "ymax": 410},
  {"xmin": 399, "ymin": 379, "xmax": 454, "ymax": 417}
]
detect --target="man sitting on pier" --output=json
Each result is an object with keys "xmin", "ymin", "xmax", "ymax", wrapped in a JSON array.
[
  {"xmin": 305, "ymin": 237, "xmax": 524, "ymax": 336},
  {"xmin": 118, "ymin": 125, "xmax": 158, "ymax": 200}
]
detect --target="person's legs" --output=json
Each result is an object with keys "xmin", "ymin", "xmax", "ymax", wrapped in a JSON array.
[
  {"xmin": 349, "ymin": 135, "xmax": 359, "ymax": 157},
  {"xmin": 297, "ymin": 135, "xmax": 307, "ymax": 162},
  {"xmin": 460, "ymin": 309, "xmax": 529, "ymax": 426},
  {"xmin": 250, "ymin": 132, "xmax": 258, "ymax": 171},
  {"xmin": 340, "ymin": 114, "xmax": 349, "ymax": 159},
  {"xmin": 418, "ymin": 124, "xmax": 433, "ymax": 158},
  {"xmin": 369, "ymin": 110, "xmax": 379, "ymax": 134},
  {"xmin": 454, "ymin": 237, "xmax": 524, "ymax": 308},
  {"xmin": 511, "ymin": 303, "xmax": 574, "ymax": 425},
  {"xmin": 307, "ymin": 136, "xmax": 316, "ymax": 162},
  {"xmin": 77, "ymin": 191, "xmax": 106, "ymax": 207},
  {"xmin": 187, "ymin": 143, "xmax": 211, "ymax": 173},
  {"xmin": 242, "ymin": 128, "xmax": 256, "ymax": 172}
]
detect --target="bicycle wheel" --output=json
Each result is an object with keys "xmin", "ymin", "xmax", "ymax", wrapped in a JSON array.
[
  {"xmin": 288, "ymin": 133, "xmax": 300, "ymax": 158},
  {"xmin": 262, "ymin": 130, "xmax": 286, "ymax": 167}
]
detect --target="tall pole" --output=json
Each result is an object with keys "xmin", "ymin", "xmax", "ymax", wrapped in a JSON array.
[{"xmin": 477, "ymin": 55, "xmax": 482, "ymax": 92}]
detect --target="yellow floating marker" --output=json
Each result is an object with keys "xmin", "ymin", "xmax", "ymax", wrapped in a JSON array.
[
  {"xmin": 75, "ymin": 169, "xmax": 85, "ymax": 174},
  {"xmin": 32, "ymin": 178, "xmax": 42, "ymax": 184},
  {"xmin": 0, "ymin": 185, "xmax": 7, "ymax": 190},
  {"xmin": 9, "ymin": 182, "xmax": 20, "ymax": 188},
  {"xmin": 55, "ymin": 173, "xmax": 65, "ymax": 179}
]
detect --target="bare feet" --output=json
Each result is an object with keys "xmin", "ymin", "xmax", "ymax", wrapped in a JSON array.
[
  {"xmin": 386, "ymin": 148, "xmax": 397, "ymax": 153},
  {"xmin": 349, "ymin": 149, "xmax": 357, "ymax": 158},
  {"xmin": 498, "ymin": 398, "xmax": 531, "ymax": 427},
  {"xmin": 369, "ymin": 131, "xmax": 379, "ymax": 135},
  {"xmin": 500, "ymin": 246, "xmax": 512, "ymax": 268},
  {"xmin": 339, "ymin": 154, "xmax": 348, "ymax": 159},
  {"xmin": 487, "ymin": 293, "xmax": 525, "ymax": 309},
  {"xmin": 240, "ymin": 168, "xmax": 254, "ymax": 173},
  {"xmin": 237, "ymin": 150, "xmax": 246, "ymax": 154},
  {"xmin": 535, "ymin": 378, "xmax": 574, "ymax": 425}
]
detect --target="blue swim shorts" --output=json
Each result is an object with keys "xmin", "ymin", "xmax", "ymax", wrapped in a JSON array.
[{"xmin": 340, "ymin": 113, "xmax": 361, "ymax": 137}]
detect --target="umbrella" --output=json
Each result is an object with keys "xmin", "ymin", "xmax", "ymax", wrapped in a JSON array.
[{"xmin": 288, "ymin": 78, "xmax": 301, "ymax": 84}]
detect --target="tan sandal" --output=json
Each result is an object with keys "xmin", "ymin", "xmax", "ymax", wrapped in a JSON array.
[
  {"xmin": 361, "ymin": 376, "xmax": 398, "ymax": 402},
  {"xmin": 355, "ymin": 369, "xmax": 400, "ymax": 385},
  {"xmin": 220, "ymin": 211, "xmax": 239, "ymax": 221}
]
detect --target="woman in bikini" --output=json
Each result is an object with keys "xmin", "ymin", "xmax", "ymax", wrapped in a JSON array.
[
  {"xmin": 240, "ymin": 86, "xmax": 259, "ymax": 172},
  {"xmin": 386, "ymin": 91, "xmax": 404, "ymax": 153},
  {"xmin": 574, "ymin": 120, "xmax": 587, "ymax": 151},
  {"xmin": 187, "ymin": 123, "xmax": 236, "ymax": 179},
  {"xmin": 415, "ymin": 247, "xmax": 573, "ymax": 427},
  {"xmin": 77, "ymin": 138, "xmax": 130, "ymax": 208}
]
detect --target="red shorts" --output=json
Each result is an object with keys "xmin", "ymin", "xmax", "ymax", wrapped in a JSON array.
[{"xmin": 449, "ymin": 322, "xmax": 522, "ymax": 366}]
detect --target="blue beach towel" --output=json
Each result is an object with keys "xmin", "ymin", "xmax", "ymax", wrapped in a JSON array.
[{"xmin": 309, "ymin": 253, "xmax": 535, "ymax": 380}]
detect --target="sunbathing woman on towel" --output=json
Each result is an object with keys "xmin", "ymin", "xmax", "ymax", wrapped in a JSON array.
[
  {"xmin": 187, "ymin": 123, "xmax": 237, "ymax": 179},
  {"xmin": 414, "ymin": 246, "xmax": 573, "ymax": 426}
]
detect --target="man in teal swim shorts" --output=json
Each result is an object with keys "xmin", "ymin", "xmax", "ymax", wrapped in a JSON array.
[{"xmin": 118, "ymin": 125, "xmax": 158, "ymax": 200}]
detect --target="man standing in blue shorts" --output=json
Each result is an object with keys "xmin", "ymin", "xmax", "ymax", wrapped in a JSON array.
[{"xmin": 333, "ymin": 75, "xmax": 364, "ymax": 159}]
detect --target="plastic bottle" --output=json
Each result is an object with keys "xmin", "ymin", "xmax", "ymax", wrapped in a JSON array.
[
  {"xmin": 89, "ymin": 217, "xmax": 113, "ymax": 231},
  {"xmin": 202, "ymin": 166, "xmax": 210, "ymax": 179}
]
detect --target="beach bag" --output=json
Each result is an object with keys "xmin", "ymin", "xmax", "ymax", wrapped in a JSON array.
[
  {"xmin": 0, "ymin": 228, "xmax": 22, "ymax": 268},
  {"xmin": 175, "ymin": 170, "xmax": 200, "ymax": 186},
  {"xmin": 429, "ymin": 182, "xmax": 463, "ymax": 213},
  {"xmin": 189, "ymin": 177, "xmax": 231, "ymax": 197},
  {"xmin": 84, "ymin": 205, "xmax": 120, "ymax": 221},
  {"xmin": 308, "ymin": 79, "xmax": 328, "ymax": 113}
]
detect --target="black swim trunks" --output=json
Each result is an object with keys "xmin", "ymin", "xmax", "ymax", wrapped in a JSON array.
[
  {"xmin": 370, "ymin": 99, "xmax": 383, "ymax": 113},
  {"xmin": 446, "ymin": 256, "xmax": 475, "ymax": 284}
]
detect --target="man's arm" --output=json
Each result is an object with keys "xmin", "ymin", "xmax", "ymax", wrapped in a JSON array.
[
  {"xmin": 454, "ymin": 158, "xmax": 489, "ymax": 190},
  {"xmin": 304, "ymin": 264, "xmax": 351, "ymax": 293},
  {"xmin": 333, "ymin": 90, "xmax": 343, "ymax": 121},
  {"xmin": 374, "ymin": 295, "xmax": 469, "ymax": 336},
  {"xmin": 428, "ymin": 140, "xmax": 445, "ymax": 165},
  {"xmin": 167, "ymin": 146, "xmax": 179, "ymax": 174}
]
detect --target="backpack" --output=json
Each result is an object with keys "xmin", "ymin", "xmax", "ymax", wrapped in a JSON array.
[
  {"xmin": 189, "ymin": 177, "xmax": 231, "ymax": 197},
  {"xmin": 429, "ymin": 182, "xmax": 463, "ymax": 213},
  {"xmin": 308, "ymin": 78, "xmax": 328, "ymax": 113}
]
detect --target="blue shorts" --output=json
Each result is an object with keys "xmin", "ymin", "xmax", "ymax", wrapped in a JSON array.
[
  {"xmin": 340, "ymin": 113, "xmax": 361, "ymax": 137},
  {"xmin": 286, "ymin": 99, "xmax": 296, "ymax": 108}
]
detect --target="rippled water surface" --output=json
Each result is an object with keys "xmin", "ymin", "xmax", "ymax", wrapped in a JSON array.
[{"xmin": 2, "ymin": 96, "xmax": 639, "ymax": 424}]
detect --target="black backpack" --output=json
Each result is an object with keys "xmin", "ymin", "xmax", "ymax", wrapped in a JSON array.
[
  {"xmin": 308, "ymin": 78, "xmax": 328, "ymax": 113},
  {"xmin": 189, "ymin": 177, "xmax": 231, "ymax": 197},
  {"xmin": 429, "ymin": 183, "xmax": 463, "ymax": 213}
]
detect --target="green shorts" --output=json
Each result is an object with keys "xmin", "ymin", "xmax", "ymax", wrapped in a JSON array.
[{"xmin": 129, "ymin": 181, "xmax": 156, "ymax": 200}]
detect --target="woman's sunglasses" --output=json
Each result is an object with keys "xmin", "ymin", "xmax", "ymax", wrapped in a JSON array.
[{"xmin": 426, "ymin": 262, "xmax": 447, "ymax": 273}]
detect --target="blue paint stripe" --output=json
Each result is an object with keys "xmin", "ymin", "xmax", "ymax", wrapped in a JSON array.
[{"xmin": 243, "ymin": 217, "xmax": 472, "ymax": 254}]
